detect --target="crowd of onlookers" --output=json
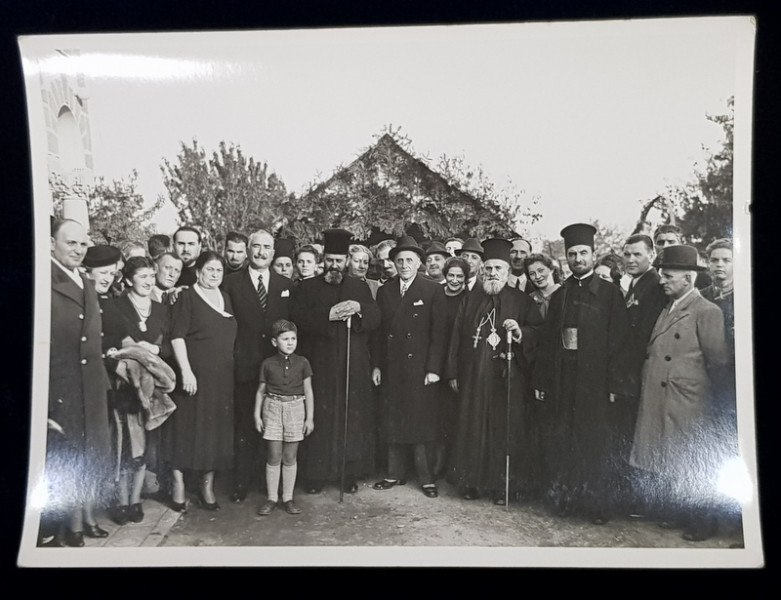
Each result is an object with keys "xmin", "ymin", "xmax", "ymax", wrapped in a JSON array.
[{"xmin": 41, "ymin": 217, "xmax": 738, "ymax": 547}]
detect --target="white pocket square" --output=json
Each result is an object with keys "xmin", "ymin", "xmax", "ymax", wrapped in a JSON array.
[
  {"xmin": 281, "ymin": 289, "xmax": 290, "ymax": 297},
  {"xmin": 413, "ymin": 299, "xmax": 424, "ymax": 306}
]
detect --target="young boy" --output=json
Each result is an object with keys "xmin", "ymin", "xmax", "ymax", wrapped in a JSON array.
[{"xmin": 254, "ymin": 320, "xmax": 314, "ymax": 515}]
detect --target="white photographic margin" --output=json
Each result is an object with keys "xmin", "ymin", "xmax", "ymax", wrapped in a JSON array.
[{"xmin": 17, "ymin": 16, "xmax": 762, "ymax": 568}]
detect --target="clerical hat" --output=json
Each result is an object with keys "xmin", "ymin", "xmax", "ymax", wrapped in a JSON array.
[
  {"xmin": 657, "ymin": 245, "xmax": 706, "ymax": 271},
  {"xmin": 456, "ymin": 238, "xmax": 484, "ymax": 257},
  {"xmin": 481, "ymin": 238, "xmax": 512, "ymax": 264},
  {"xmin": 274, "ymin": 238, "xmax": 295, "ymax": 260},
  {"xmin": 425, "ymin": 241, "xmax": 449, "ymax": 258},
  {"xmin": 83, "ymin": 244, "xmax": 122, "ymax": 268},
  {"xmin": 390, "ymin": 235, "xmax": 425, "ymax": 261},
  {"xmin": 560, "ymin": 223, "xmax": 597, "ymax": 250},
  {"xmin": 322, "ymin": 228, "xmax": 353, "ymax": 255}
]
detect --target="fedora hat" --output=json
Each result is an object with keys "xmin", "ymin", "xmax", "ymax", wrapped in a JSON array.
[
  {"xmin": 389, "ymin": 235, "xmax": 425, "ymax": 261},
  {"xmin": 425, "ymin": 241, "xmax": 449, "ymax": 258},
  {"xmin": 658, "ymin": 245, "xmax": 706, "ymax": 271},
  {"xmin": 455, "ymin": 238, "xmax": 484, "ymax": 257}
]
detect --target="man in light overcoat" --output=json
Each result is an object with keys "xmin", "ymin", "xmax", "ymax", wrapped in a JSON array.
[{"xmin": 630, "ymin": 245, "xmax": 729, "ymax": 542}]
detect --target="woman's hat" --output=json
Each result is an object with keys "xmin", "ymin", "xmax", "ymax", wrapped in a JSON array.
[
  {"xmin": 560, "ymin": 223, "xmax": 597, "ymax": 250},
  {"xmin": 322, "ymin": 228, "xmax": 354, "ymax": 255},
  {"xmin": 455, "ymin": 238, "xmax": 484, "ymax": 257},
  {"xmin": 481, "ymin": 238, "xmax": 512, "ymax": 264},
  {"xmin": 83, "ymin": 244, "xmax": 122, "ymax": 268},
  {"xmin": 658, "ymin": 245, "xmax": 706, "ymax": 271},
  {"xmin": 389, "ymin": 235, "xmax": 425, "ymax": 261},
  {"xmin": 425, "ymin": 241, "xmax": 449, "ymax": 258}
]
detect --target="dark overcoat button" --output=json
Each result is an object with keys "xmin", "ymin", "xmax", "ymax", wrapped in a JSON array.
[
  {"xmin": 388, "ymin": 334, "xmax": 393, "ymax": 340},
  {"xmin": 661, "ymin": 381, "xmax": 667, "ymax": 387},
  {"xmin": 674, "ymin": 333, "xmax": 680, "ymax": 339},
  {"xmin": 406, "ymin": 333, "xmax": 412, "ymax": 339},
  {"xmin": 413, "ymin": 313, "xmax": 418, "ymax": 318},
  {"xmin": 665, "ymin": 356, "xmax": 671, "ymax": 361},
  {"xmin": 407, "ymin": 353, "xmax": 413, "ymax": 359}
]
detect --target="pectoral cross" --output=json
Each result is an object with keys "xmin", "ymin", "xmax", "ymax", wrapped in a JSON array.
[{"xmin": 472, "ymin": 329, "xmax": 482, "ymax": 348}]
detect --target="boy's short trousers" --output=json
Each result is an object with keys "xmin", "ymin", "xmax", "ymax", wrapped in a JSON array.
[{"xmin": 262, "ymin": 393, "xmax": 306, "ymax": 442}]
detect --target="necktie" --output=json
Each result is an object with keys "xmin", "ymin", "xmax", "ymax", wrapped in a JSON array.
[
  {"xmin": 257, "ymin": 276, "xmax": 268, "ymax": 312},
  {"xmin": 625, "ymin": 278, "xmax": 636, "ymax": 308},
  {"xmin": 400, "ymin": 282, "xmax": 408, "ymax": 297}
]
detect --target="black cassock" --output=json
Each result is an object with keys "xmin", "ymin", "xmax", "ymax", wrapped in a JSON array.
[
  {"xmin": 291, "ymin": 274, "xmax": 381, "ymax": 482},
  {"xmin": 444, "ymin": 285, "xmax": 542, "ymax": 494},
  {"xmin": 532, "ymin": 274, "xmax": 632, "ymax": 517}
]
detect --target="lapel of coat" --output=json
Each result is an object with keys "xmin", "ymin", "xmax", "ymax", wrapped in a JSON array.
[
  {"xmin": 649, "ymin": 288, "xmax": 701, "ymax": 343},
  {"xmin": 390, "ymin": 276, "xmax": 421, "ymax": 329},
  {"xmin": 241, "ymin": 267, "xmax": 265, "ymax": 312},
  {"xmin": 51, "ymin": 261, "xmax": 85, "ymax": 307}
]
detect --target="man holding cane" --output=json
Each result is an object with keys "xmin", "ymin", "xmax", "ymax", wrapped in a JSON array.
[
  {"xmin": 291, "ymin": 228, "xmax": 381, "ymax": 495},
  {"xmin": 444, "ymin": 238, "xmax": 543, "ymax": 505}
]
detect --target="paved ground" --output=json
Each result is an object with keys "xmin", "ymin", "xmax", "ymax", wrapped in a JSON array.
[{"xmin": 83, "ymin": 475, "xmax": 744, "ymax": 552}]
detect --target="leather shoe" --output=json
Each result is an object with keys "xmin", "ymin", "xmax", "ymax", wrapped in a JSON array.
[
  {"xmin": 258, "ymin": 500, "xmax": 278, "ymax": 516},
  {"xmin": 283, "ymin": 500, "xmax": 302, "ymax": 515},
  {"xmin": 372, "ymin": 479, "xmax": 406, "ymax": 490},
  {"xmin": 83, "ymin": 523, "xmax": 109, "ymax": 538},
  {"xmin": 110, "ymin": 505, "xmax": 130, "ymax": 526},
  {"xmin": 422, "ymin": 485, "xmax": 438, "ymax": 498},
  {"xmin": 493, "ymin": 496, "xmax": 507, "ymax": 506},
  {"xmin": 462, "ymin": 487, "xmax": 480, "ymax": 500},
  {"xmin": 64, "ymin": 529, "xmax": 85, "ymax": 547},
  {"xmin": 342, "ymin": 478, "xmax": 359, "ymax": 494},
  {"xmin": 128, "ymin": 503, "xmax": 144, "ymax": 523},
  {"xmin": 199, "ymin": 494, "xmax": 220, "ymax": 511},
  {"xmin": 170, "ymin": 500, "xmax": 187, "ymax": 513},
  {"xmin": 230, "ymin": 489, "xmax": 247, "ymax": 504}
]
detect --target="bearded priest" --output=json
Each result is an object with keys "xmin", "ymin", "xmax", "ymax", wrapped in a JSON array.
[{"xmin": 444, "ymin": 238, "xmax": 543, "ymax": 505}]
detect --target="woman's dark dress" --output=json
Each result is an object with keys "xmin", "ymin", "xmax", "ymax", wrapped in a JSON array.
[
  {"xmin": 164, "ymin": 287, "xmax": 237, "ymax": 471},
  {"xmin": 102, "ymin": 293, "xmax": 172, "ymax": 476}
]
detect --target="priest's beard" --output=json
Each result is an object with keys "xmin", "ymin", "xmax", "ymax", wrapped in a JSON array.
[
  {"xmin": 482, "ymin": 277, "xmax": 508, "ymax": 296},
  {"xmin": 325, "ymin": 267, "xmax": 345, "ymax": 286}
]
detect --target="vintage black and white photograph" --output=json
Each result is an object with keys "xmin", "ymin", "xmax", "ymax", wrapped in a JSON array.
[{"xmin": 17, "ymin": 17, "xmax": 761, "ymax": 567}]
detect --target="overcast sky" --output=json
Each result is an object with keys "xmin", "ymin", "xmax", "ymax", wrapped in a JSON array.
[{"xmin": 26, "ymin": 17, "xmax": 749, "ymax": 240}]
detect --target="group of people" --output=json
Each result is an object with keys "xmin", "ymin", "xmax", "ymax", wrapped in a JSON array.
[{"xmin": 41, "ymin": 216, "xmax": 738, "ymax": 547}]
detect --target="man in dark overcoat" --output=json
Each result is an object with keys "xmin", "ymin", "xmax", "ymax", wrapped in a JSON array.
[
  {"xmin": 444, "ymin": 239, "xmax": 543, "ymax": 504},
  {"xmin": 221, "ymin": 229, "xmax": 294, "ymax": 503},
  {"xmin": 533, "ymin": 223, "xmax": 632, "ymax": 524},
  {"xmin": 618, "ymin": 233, "xmax": 668, "ymax": 514},
  {"xmin": 44, "ymin": 219, "xmax": 112, "ymax": 547},
  {"xmin": 371, "ymin": 236, "xmax": 448, "ymax": 498},
  {"xmin": 291, "ymin": 229, "xmax": 381, "ymax": 494}
]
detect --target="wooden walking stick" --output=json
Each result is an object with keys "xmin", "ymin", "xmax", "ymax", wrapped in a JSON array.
[
  {"xmin": 505, "ymin": 328, "xmax": 513, "ymax": 511},
  {"xmin": 339, "ymin": 315, "xmax": 352, "ymax": 504}
]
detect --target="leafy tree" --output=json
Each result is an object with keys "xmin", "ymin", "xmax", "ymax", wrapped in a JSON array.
[
  {"xmin": 277, "ymin": 125, "xmax": 540, "ymax": 243},
  {"xmin": 651, "ymin": 97, "xmax": 734, "ymax": 245},
  {"xmin": 160, "ymin": 140, "xmax": 289, "ymax": 249},
  {"xmin": 50, "ymin": 170, "xmax": 161, "ymax": 245}
]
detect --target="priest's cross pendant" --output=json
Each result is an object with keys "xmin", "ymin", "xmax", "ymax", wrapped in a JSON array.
[{"xmin": 472, "ymin": 328, "xmax": 482, "ymax": 348}]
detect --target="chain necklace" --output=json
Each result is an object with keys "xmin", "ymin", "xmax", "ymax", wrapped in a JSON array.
[
  {"xmin": 128, "ymin": 292, "xmax": 152, "ymax": 333},
  {"xmin": 472, "ymin": 307, "xmax": 500, "ymax": 350}
]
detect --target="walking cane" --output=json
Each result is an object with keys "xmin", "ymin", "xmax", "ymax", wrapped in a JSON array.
[
  {"xmin": 339, "ymin": 315, "xmax": 352, "ymax": 504},
  {"xmin": 505, "ymin": 328, "xmax": 513, "ymax": 511}
]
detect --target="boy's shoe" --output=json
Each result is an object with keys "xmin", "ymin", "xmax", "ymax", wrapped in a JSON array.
[
  {"xmin": 283, "ymin": 500, "xmax": 302, "ymax": 515},
  {"xmin": 258, "ymin": 500, "xmax": 278, "ymax": 516}
]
